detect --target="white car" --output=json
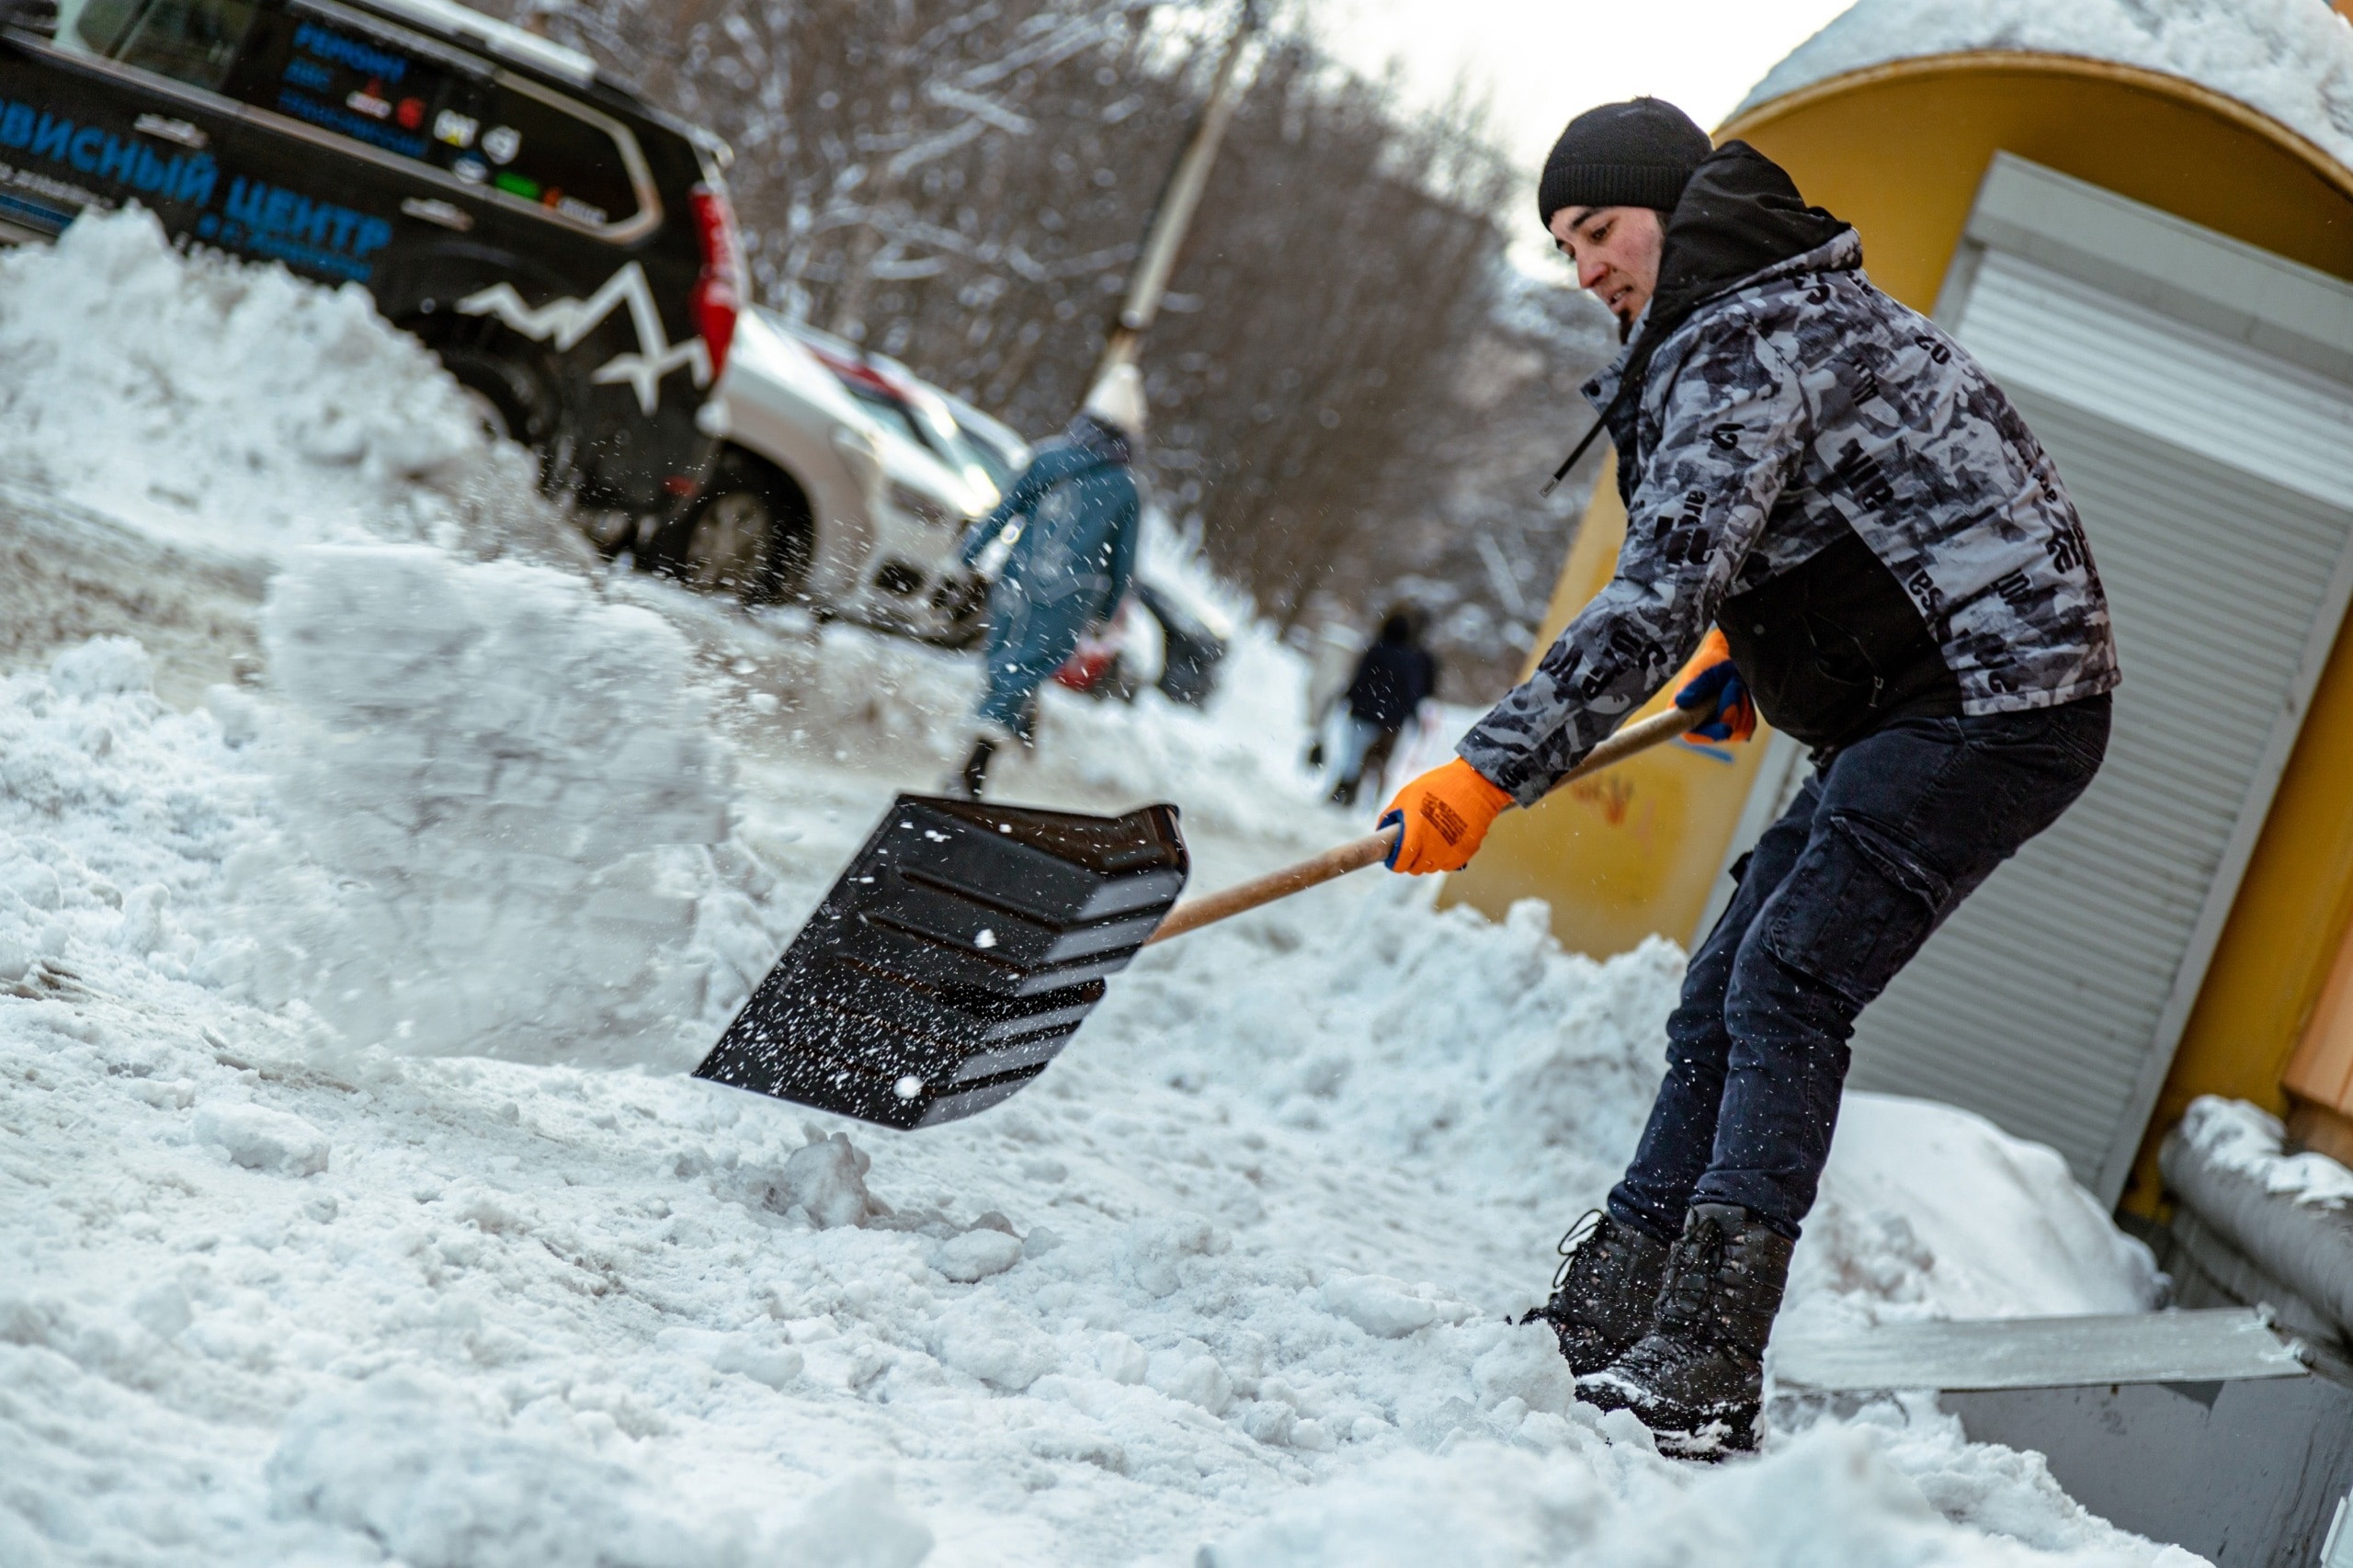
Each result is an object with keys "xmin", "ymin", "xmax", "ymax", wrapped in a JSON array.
[{"xmin": 662, "ymin": 307, "xmax": 997, "ymax": 642}]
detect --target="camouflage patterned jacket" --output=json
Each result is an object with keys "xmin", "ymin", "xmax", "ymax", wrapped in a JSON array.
[{"xmin": 1460, "ymin": 147, "xmax": 2117, "ymax": 806}]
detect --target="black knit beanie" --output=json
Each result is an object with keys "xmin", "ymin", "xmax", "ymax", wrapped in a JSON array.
[{"xmin": 1537, "ymin": 98, "xmax": 1713, "ymax": 227}]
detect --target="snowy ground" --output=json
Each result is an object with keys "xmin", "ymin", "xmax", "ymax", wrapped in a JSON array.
[{"xmin": 3, "ymin": 214, "xmax": 2187, "ymax": 1566}]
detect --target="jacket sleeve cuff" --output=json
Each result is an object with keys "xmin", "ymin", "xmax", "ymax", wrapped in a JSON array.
[{"xmin": 1453, "ymin": 743, "xmax": 1541, "ymax": 809}]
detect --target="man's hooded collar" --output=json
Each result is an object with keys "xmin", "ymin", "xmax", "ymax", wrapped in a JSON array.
[{"xmin": 1543, "ymin": 142, "xmax": 1853, "ymax": 495}]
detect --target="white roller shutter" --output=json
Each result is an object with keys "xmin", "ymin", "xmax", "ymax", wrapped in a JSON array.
[{"xmin": 1838, "ymin": 156, "xmax": 2353, "ymax": 1200}]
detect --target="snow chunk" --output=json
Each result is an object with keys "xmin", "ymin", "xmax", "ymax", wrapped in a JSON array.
[
  {"xmin": 777, "ymin": 1133, "xmax": 875, "ymax": 1230},
  {"xmin": 210, "ymin": 544, "xmax": 787, "ymax": 1068},
  {"xmin": 1743, "ymin": 0, "xmax": 2353, "ymax": 176},
  {"xmin": 1469, "ymin": 1324, "xmax": 1579, "ymax": 1417},
  {"xmin": 1319, "ymin": 1274, "xmax": 1476, "ymax": 1338},
  {"xmin": 192, "ymin": 1102, "xmax": 329, "ymax": 1176},
  {"xmin": 49, "ymin": 636, "xmax": 153, "ymax": 699},
  {"xmin": 932, "ymin": 1227, "xmax": 1025, "ymax": 1283},
  {"xmin": 265, "ymin": 1378, "xmax": 748, "ymax": 1567},
  {"xmin": 1095, "ymin": 1333, "xmax": 1150, "ymax": 1385},
  {"xmin": 933, "ymin": 1298, "xmax": 1056, "ymax": 1391},
  {"xmin": 1146, "ymin": 1346, "xmax": 1234, "ymax": 1415},
  {"xmin": 778, "ymin": 1471, "xmax": 934, "ymax": 1568},
  {"xmin": 655, "ymin": 1327, "xmax": 805, "ymax": 1391},
  {"xmin": 2177, "ymin": 1094, "xmax": 2353, "ymax": 1209}
]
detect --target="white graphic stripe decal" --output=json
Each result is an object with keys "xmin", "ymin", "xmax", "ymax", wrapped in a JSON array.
[{"xmin": 454, "ymin": 261, "xmax": 710, "ymax": 415}]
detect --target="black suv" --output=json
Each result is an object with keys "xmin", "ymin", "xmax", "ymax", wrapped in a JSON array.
[{"xmin": 0, "ymin": 0, "xmax": 742, "ymax": 527}]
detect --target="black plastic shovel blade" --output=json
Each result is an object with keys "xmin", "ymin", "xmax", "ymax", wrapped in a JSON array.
[{"xmin": 694, "ymin": 793, "xmax": 1188, "ymax": 1129}]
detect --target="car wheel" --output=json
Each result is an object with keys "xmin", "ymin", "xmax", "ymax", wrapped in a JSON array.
[
  {"xmin": 668, "ymin": 455, "xmax": 814, "ymax": 606},
  {"xmin": 446, "ymin": 351, "xmax": 574, "ymax": 492},
  {"xmin": 919, "ymin": 572, "xmax": 993, "ymax": 650},
  {"xmin": 455, "ymin": 382, "xmax": 512, "ymax": 442},
  {"xmin": 407, "ymin": 316, "xmax": 574, "ymax": 491}
]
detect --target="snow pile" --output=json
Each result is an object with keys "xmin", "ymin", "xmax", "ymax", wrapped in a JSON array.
[
  {"xmin": 0, "ymin": 208, "xmax": 570, "ymax": 562},
  {"xmin": 0, "ymin": 635, "xmax": 244, "ymax": 997},
  {"xmin": 0, "ymin": 624, "xmax": 2173, "ymax": 1565},
  {"xmin": 1202, "ymin": 1416, "xmax": 2189, "ymax": 1567},
  {"xmin": 1786, "ymin": 1096, "xmax": 2163, "ymax": 1337},
  {"xmin": 0, "ymin": 205, "xmax": 2187, "ymax": 1567},
  {"xmin": 2173, "ymin": 1094, "xmax": 2353, "ymax": 1209},
  {"xmin": 1741, "ymin": 0, "xmax": 2353, "ymax": 170},
  {"xmin": 198, "ymin": 544, "xmax": 794, "ymax": 1067}
]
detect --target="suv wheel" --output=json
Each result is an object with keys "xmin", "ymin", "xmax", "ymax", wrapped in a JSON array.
[
  {"xmin": 440, "ymin": 347, "xmax": 560, "ymax": 441},
  {"xmin": 410, "ymin": 319, "xmax": 574, "ymax": 489},
  {"xmin": 668, "ymin": 453, "xmax": 814, "ymax": 606}
]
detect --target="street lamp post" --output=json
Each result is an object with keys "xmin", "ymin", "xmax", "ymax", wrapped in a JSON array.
[{"xmin": 1091, "ymin": 0, "xmax": 1262, "ymax": 391}]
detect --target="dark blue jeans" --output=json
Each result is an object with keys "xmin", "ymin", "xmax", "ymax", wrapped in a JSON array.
[{"xmin": 1607, "ymin": 696, "xmax": 2111, "ymax": 1241}]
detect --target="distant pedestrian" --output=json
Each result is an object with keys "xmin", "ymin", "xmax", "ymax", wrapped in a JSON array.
[
  {"xmin": 949, "ymin": 365, "xmax": 1146, "ymax": 799},
  {"xmin": 1326, "ymin": 608, "xmax": 1438, "ymax": 808}
]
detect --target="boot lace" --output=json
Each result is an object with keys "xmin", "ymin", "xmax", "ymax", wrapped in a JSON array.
[
  {"xmin": 1653, "ymin": 1214, "xmax": 1732, "ymax": 1335},
  {"xmin": 1550, "ymin": 1209, "xmax": 1605, "ymax": 1295}
]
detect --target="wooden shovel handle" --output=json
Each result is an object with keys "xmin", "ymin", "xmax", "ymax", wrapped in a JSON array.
[{"xmin": 1145, "ymin": 702, "xmax": 1705, "ymax": 947}]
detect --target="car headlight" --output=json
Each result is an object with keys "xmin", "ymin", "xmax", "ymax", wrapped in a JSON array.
[{"xmin": 887, "ymin": 480, "xmax": 961, "ymax": 529}]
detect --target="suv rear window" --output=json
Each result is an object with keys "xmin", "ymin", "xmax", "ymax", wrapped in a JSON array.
[
  {"xmin": 58, "ymin": 0, "xmax": 650, "ymax": 233},
  {"xmin": 243, "ymin": 1, "xmax": 646, "ymax": 231},
  {"xmin": 470, "ymin": 74, "xmax": 634, "ymax": 229},
  {"xmin": 256, "ymin": 6, "xmax": 472, "ymax": 162},
  {"xmin": 59, "ymin": 0, "xmax": 258, "ymax": 90}
]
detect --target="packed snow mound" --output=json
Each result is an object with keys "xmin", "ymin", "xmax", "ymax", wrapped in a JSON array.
[
  {"xmin": 199, "ymin": 544, "xmax": 794, "ymax": 1066},
  {"xmin": 1741, "ymin": 0, "xmax": 2353, "ymax": 171},
  {"xmin": 1787, "ymin": 1095, "xmax": 2163, "ymax": 1337},
  {"xmin": 0, "ymin": 743, "xmax": 2183, "ymax": 1565},
  {"xmin": 2174, "ymin": 1094, "xmax": 2353, "ymax": 1209},
  {"xmin": 0, "ymin": 208, "xmax": 574, "ymax": 563},
  {"xmin": 1201, "ymin": 1417, "xmax": 2195, "ymax": 1567}
]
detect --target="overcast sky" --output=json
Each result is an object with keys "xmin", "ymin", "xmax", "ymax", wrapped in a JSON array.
[{"xmin": 1315, "ymin": 0, "xmax": 1856, "ymax": 170}]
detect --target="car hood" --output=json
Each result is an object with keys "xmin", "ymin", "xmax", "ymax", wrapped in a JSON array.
[{"xmin": 872, "ymin": 426, "xmax": 987, "ymax": 517}]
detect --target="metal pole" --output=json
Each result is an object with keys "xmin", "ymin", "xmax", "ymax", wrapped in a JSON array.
[{"xmin": 1090, "ymin": 0, "xmax": 1260, "ymax": 389}]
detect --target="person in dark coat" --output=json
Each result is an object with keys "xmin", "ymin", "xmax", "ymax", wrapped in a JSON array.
[
  {"xmin": 1327, "ymin": 609, "xmax": 1439, "ymax": 807},
  {"xmin": 1378, "ymin": 99, "xmax": 2117, "ymax": 1455},
  {"xmin": 949, "ymin": 365, "xmax": 1146, "ymax": 798}
]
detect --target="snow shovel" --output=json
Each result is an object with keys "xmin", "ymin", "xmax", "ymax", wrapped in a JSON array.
[{"xmin": 695, "ymin": 704, "xmax": 1699, "ymax": 1130}]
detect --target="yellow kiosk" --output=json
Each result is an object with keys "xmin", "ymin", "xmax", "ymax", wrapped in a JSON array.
[{"xmin": 1444, "ymin": 46, "xmax": 2353, "ymax": 1215}]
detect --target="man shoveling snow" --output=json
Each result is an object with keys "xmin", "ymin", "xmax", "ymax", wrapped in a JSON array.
[{"xmin": 1378, "ymin": 99, "xmax": 2119, "ymax": 1456}]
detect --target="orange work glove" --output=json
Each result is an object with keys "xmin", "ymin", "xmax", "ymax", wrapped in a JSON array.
[
  {"xmin": 1671, "ymin": 627, "xmax": 1756, "ymax": 744},
  {"xmin": 1380, "ymin": 757, "xmax": 1514, "ymax": 875}
]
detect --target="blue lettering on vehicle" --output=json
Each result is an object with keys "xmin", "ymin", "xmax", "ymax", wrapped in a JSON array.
[
  {"xmin": 0, "ymin": 97, "xmax": 388, "ymax": 281},
  {"xmin": 290, "ymin": 21, "xmax": 409, "ymax": 84},
  {"xmin": 30, "ymin": 111, "xmax": 69, "ymax": 161},
  {"xmin": 273, "ymin": 87, "xmax": 426, "ymax": 160},
  {"xmin": 0, "ymin": 100, "xmax": 216, "ymax": 202},
  {"xmin": 200, "ymin": 176, "xmax": 391, "ymax": 280}
]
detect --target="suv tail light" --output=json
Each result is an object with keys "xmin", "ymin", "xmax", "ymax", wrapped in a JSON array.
[{"xmin": 689, "ymin": 183, "xmax": 745, "ymax": 383}]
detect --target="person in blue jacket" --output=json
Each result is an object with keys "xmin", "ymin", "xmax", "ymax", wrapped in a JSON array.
[{"xmin": 949, "ymin": 364, "xmax": 1146, "ymax": 798}]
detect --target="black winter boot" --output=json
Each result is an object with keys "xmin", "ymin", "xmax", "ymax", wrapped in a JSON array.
[
  {"xmin": 951, "ymin": 737, "xmax": 996, "ymax": 800},
  {"xmin": 1522, "ymin": 1210, "xmax": 1673, "ymax": 1375},
  {"xmin": 1576, "ymin": 1203, "xmax": 1794, "ymax": 1459}
]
